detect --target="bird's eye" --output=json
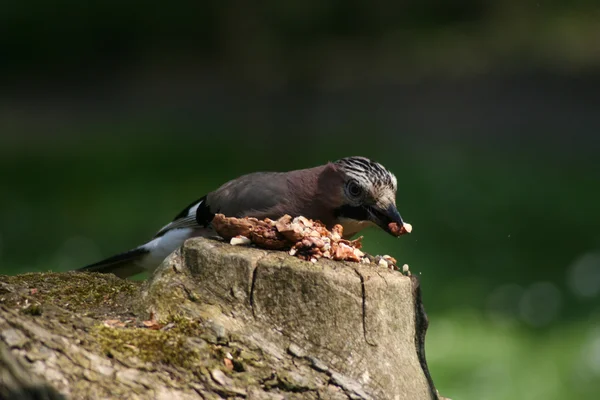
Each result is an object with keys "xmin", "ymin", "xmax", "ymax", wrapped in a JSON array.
[{"xmin": 347, "ymin": 180, "xmax": 363, "ymax": 198}]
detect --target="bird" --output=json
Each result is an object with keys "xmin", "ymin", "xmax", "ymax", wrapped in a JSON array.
[{"xmin": 77, "ymin": 156, "xmax": 406, "ymax": 278}]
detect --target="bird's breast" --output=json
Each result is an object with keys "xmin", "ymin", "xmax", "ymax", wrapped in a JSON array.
[{"xmin": 337, "ymin": 218, "xmax": 376, "ymax": 238}]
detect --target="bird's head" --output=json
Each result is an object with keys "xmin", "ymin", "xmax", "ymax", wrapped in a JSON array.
[{"xmin": 332, "ymin": 156, "xmax": 404, "ymax": 237}]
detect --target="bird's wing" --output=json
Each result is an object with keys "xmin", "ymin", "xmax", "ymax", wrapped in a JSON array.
[
  {"xmin": 153, "ymin": 172, "xmax": 289, "ymax": 239},
  {"xmin": 154, "ymin": 215, "xmax": 198, "ymax": 237},
  {"xmin": 206, "ymin": 172, "xmax": 290, "ymax": 218},
  {"xmin": 153, "ymin": 195, "xmax": 213, "ymax": 238}
]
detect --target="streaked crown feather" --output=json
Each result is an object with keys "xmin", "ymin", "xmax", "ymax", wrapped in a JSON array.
[{"xmin": 334, "ymin": 156, "xmax": 397, "ymax": 191}]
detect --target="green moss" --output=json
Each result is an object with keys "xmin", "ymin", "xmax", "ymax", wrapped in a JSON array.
[
  {"xmin": 90, "ymin": 316, "xmax": 212, "ymax": 369},
  {"xmin": 21, "ymin": 302, "xmax": 43, "ymax": 316},
  {"xmin": 0, "ymin": 272, "xmax": 141, "ymax": 315}
]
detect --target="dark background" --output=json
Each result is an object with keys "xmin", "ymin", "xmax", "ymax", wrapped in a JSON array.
[{"xmin": 1, "ymin": 1, "xmax": 599, "ymax": 399}]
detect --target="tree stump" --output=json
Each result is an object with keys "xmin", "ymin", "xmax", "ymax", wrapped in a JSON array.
[{"xmin": 0, "ymin": 237, "xmax": 443, "ymax": 400}]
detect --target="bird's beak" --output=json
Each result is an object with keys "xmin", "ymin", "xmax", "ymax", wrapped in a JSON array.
[{"xmin": 368, "ymin": 203, "xmax": 405, "ymax": 236}]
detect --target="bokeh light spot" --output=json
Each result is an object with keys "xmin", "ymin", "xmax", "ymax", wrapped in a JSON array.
[
  {"xmin": 519, "ymin": 282, "xmax": 562, "ymax": 327},
  {"xmin": 486, "ymin": 283, "xmax": 524, "ymax": 322},
  {"xmin": 567, "ymin": 251, "xmax": 600, "ymax": 298}
]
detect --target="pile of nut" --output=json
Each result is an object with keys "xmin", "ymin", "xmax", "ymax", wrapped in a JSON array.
[{"xmin": 211, "ymin": 214, "xmax": 412, "ymax": 273}]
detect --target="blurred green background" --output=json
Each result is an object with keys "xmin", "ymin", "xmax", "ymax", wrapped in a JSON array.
[{"xmin": 1, "ymin": 1, "xmax": 600, "ymax": 399}]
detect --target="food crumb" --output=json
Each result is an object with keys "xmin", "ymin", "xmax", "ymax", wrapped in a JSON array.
[{"xmin": 230, "ymin": 236, "xmax": 252, "ymax": 246}]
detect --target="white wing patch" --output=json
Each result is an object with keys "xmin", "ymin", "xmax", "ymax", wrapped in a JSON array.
[
  {"xmin": 141, "ymin": 228, "xmax": 195, "ymax": 266},
  {"xmin": 154, "ymin": 199, "xmax": 204, "ymax": 237},
  {"xmin": 188, "ymin": 201, "xmax": 201, "ymax": 217}
]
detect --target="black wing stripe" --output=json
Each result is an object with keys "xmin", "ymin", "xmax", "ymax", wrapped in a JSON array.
[
  {"xmin": 155, "ymin": 194, "xmax": 215, "ymax": 238},
  {"xmin": 172, "ymin": 195, "xmax": 206, "ymax": 220},
  {"xmin": 195, "ymin": 197, "xmax": 215, "ymax": 227}
]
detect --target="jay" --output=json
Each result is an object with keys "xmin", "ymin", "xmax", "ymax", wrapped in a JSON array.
[{"xmin": 78, "ymin": 156, "xmax": 406, "ymax": 278}]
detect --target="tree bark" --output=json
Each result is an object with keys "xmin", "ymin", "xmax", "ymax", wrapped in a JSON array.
[{"xmin": 0, "ymin": 238, "xmax": 444, "ymax": 400}]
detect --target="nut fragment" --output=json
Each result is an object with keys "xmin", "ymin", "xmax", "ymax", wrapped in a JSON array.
[
  {"xmin": 382, "ymin": 255, "xmax": 397, "ymax": 265},
  {"xmin": 249, "ymin": 225, "xmax": 288, "ymax": 250},
  {"xmin": 230, "ymin": 236, "xmax": 251, "ymax": 246},
  {"xmin": 212, "ymin": 214, "xmax": 262, "ymax": 240},
  {"xmin": 373, "ymin": 254, "xmax": 401, "ymax": 270},
  {"xmin": 388, "ymin": 222, "xmax": 413, "ymax": 237}
]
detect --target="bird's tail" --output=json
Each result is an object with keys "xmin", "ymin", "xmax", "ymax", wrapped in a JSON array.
[
  {"xmin": 76, "ymin": 247, "xmax": 149, "ymax": 278},
  {"xmin": 76, "ymin": 196, "xmax": 209, "ymax": 279}
]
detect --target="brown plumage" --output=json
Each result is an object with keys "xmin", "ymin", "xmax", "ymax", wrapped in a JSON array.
[{"xmin": 77, "ymin": 157, "xmax": 405, "ymax": 278}]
